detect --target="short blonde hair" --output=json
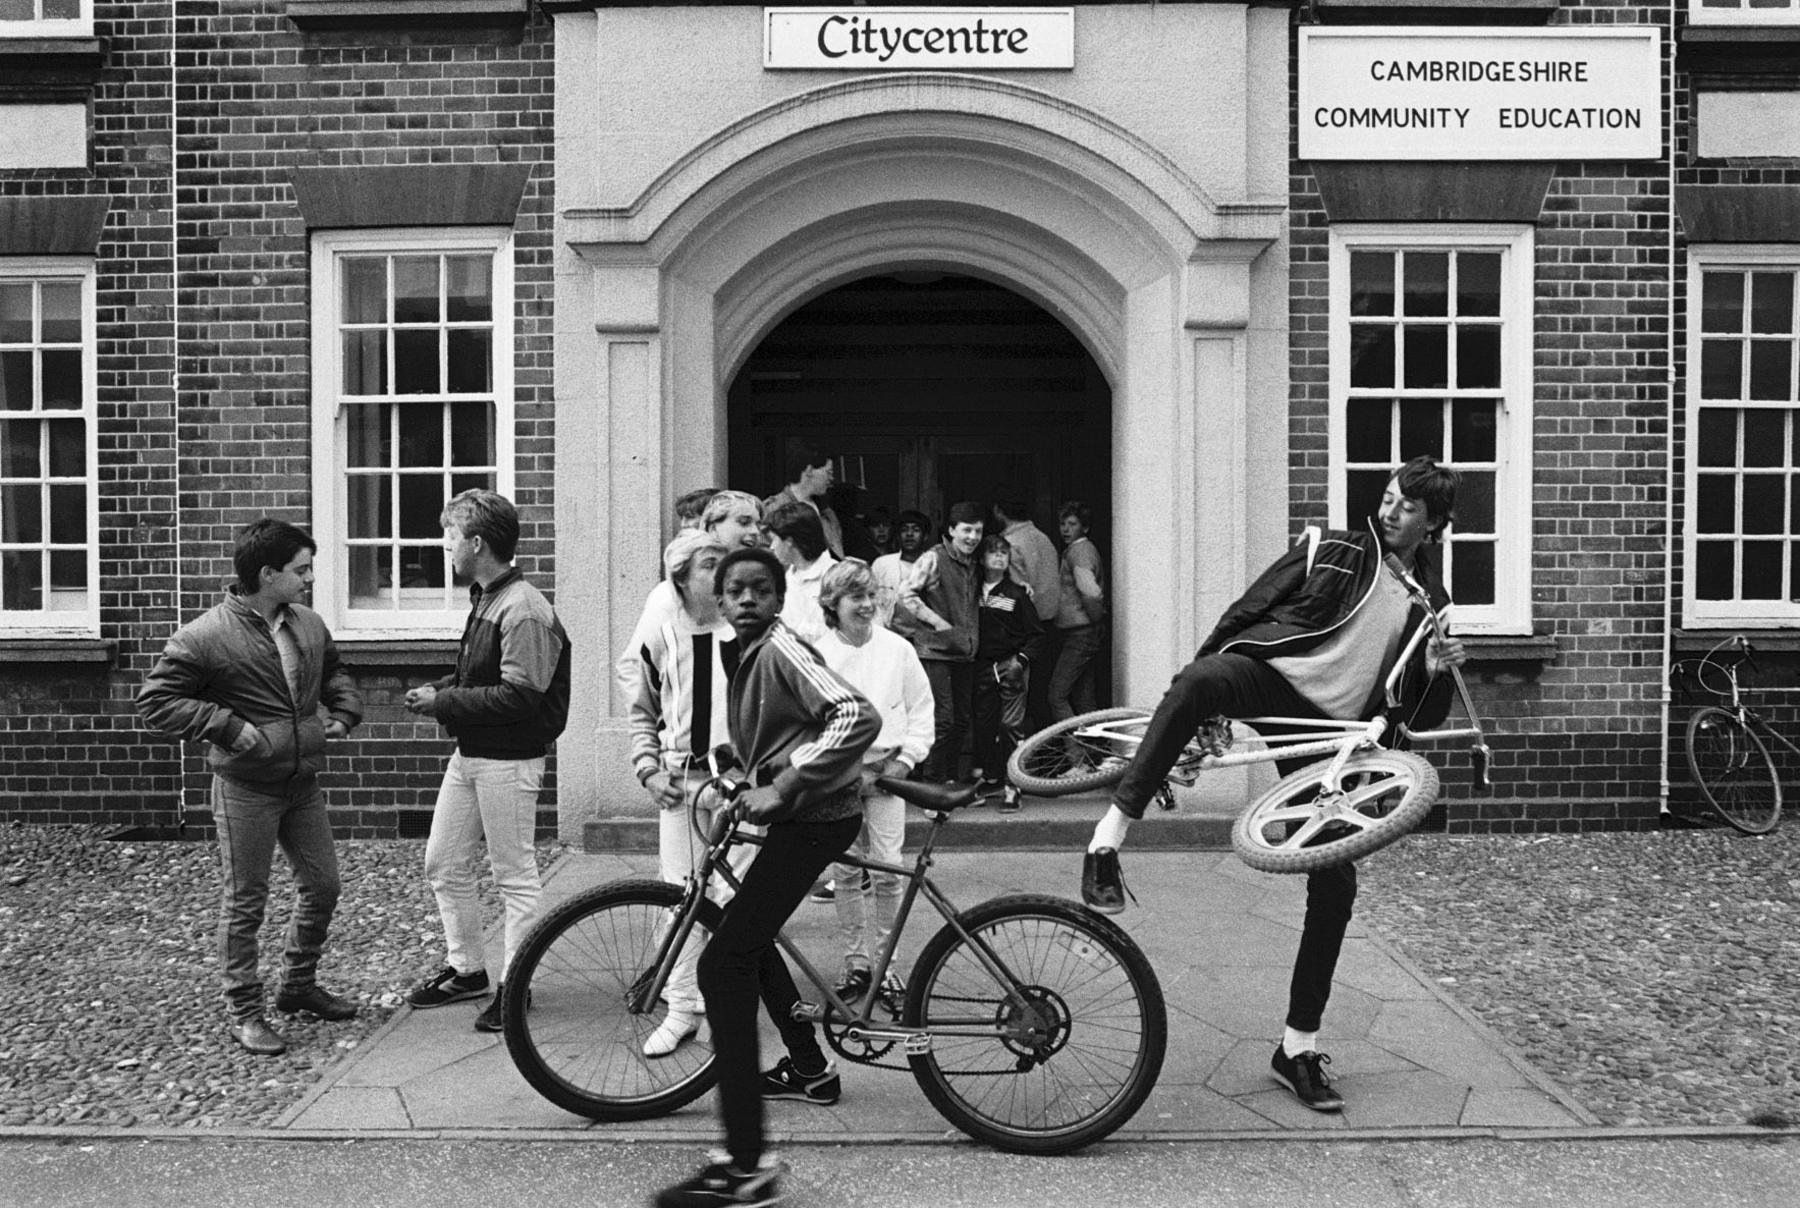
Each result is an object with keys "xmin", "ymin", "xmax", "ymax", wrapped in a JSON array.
[
  {"xmin": 664, "ymin": 529, "xmax": 729, "ymax": 592},
  {"xmin": 700, "ymin": 490, "xmax": 761, "ymax": 532},
  {"xmin": 818, "ymin": 558, "xmax": 873, "ymax": 628}
]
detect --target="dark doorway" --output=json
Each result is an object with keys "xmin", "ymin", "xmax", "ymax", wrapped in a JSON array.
[{"xmin": 727, "ymin": 273, "xmax": 1111, "ymax": 549}]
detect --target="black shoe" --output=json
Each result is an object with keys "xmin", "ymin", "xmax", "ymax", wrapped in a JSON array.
[
  {"xmin": 407, "ymin": 965, "xmax": 489, "ymax": 1008},
  {"xmin": 474, "ymin": 982, "xmax": 527, "ymax": 1033},
  {"xmin": 975, "ymin": 776, "xmax": 1004, "ymax": 796},
  {"xmin": 833, "ymin": 965, "xmax": 872, "ymax": 1003},
  {"xmin": 807, "ymin": 879, "xmax": 835, "ymax": 904},
  {"xmin": 229, "ymin": 1016, "xmax": 287, "ymax": 1056},
  {"xmin": 997, "ymin": 788, "xmax": 1022, "ymax": 814},
  {"xmin": 760, "ymin": 1056, "xmax": 840, "ymax": 1104},
  {"xmin": 1270, "ymin": 1044, "xmax": 1345, "ymax": 1112},
  {"xmin": 654, "ymin": 1151, "xmax": 785, "ymax": 1208},
  {"xmin": 274, "ymin": 984, "xmax": 359, "ymax": 1021},
  {"xmin": 1081, "ymin": 847, "xmax": 1130, "ymax": 915}
]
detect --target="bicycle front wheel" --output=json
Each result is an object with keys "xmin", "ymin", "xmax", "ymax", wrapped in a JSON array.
[
  {"xmin": 1232, "ymin": 750, "xmax": 1438, "ymax": 874},
  {"xmin": 503, "ymin": 878, "xmax": 723, "ymax": 1120},
  {"xmin": 1687, "ymin": 706, "xmax": 1782, "ymax": 835},
  {"xmin": 1007, "ymin": 708, "xmax": 1149, "ymax": 797},
  {"xmin": 904, "ymin": 894, "xmax": 1166, "ymax": 1154}
]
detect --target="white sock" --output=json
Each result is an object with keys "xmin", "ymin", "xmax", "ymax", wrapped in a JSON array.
[
  {"xmin": 1088, "ymin": 805, "xmax": 1133, "ymax": 853},
  {"xmin": 1283, "ymin": 1027, "xmax": 1319, "ymax": 1058}
]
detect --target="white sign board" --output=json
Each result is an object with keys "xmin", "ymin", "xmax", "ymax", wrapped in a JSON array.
[
  {"xmin": 1300, "ymin": 27, "xmax": 1661, "ymax": 161},
  {"xmin": 764, "ymin": 6, "xmax": 1074, "ymax": 71}
]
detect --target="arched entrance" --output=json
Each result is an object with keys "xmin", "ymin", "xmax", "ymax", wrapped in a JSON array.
[{"xmin": 729, "ymin": 272, "xmax": 1111, "ymax": 552}]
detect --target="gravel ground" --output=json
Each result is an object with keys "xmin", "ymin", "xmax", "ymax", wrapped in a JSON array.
[
  {"xmin": 0, "ymin": 822, "xmax": 565, "ymax": 1129},
  {"xmin": 1358, "ymin": 824, "xmax": 1800, "ymax": 1130},
  {"xmin": 3, "ymin": 820, "xmax": 1797, "ymax": 1132}
]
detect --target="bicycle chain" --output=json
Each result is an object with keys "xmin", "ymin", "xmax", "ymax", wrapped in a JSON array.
[{"xmin": 826, "ymin": 993, "xmax": 1046, "ymax": 1076}]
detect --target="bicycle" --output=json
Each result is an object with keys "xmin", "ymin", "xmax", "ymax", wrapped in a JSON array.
[
  {"xmin": 501, "ymin": 774, "xmax": 1167, "ymax": 1154},
  {"xmin": 1007, "ymin": 559, "xmax": 1493, "ymax": 874},
  {"xmin": 1672, "ymin": 635, "xmax": 1792, "ymax": 835}
]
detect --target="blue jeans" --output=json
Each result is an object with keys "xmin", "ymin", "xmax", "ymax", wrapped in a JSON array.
[
  {"xmin": 1047, "ymin": 623, "xmax": 1105, "ymax": 723},
  {"xmin": 212, "ymin": 774, "xmax": 341, "ymax": 1021}
]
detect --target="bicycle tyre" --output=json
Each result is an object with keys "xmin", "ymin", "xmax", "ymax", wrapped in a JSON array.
[
  {"xmin": 503, "ymin": 878, "xmax": 724, "ymax": 1120},
  {"xmin": 1006, "ymin": 708, "xmax": 1150, "ymax": 797},
  {"xmin": 1232, "ymin": 750, "xmax": 1438, "ymax": 874},
  {"xmin": 1686, "ymin": 706, "xmax": 1782, "ymax": 835},
  {"xmin": 904, "ymin": 894, "xmax": 1166, "ymax": 1154}
]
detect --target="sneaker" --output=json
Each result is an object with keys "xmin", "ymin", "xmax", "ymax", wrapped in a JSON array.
[
  {"xmin": 1080, "ymin": 847, "xmax": 1130, "ymax": 915},
  {"xmin": 875, "ymin": 971, "xmax": 906, "ymax": 1016},
  {"xmin": 654, "ymin": 1150, "xmax": 786, "ymax": 1208},
  {"xmin": 760, "ymin": 1056, "xmax": 840, "ymax": 1105},
  {"xmin": 807, "ymin": 879, "xmax": 835, "ymax": 905},
  {"xmin": 833, "ymin": 965, "xmax": 872, "ymax": 1003},
  {"xmin": 997, "ymin": 788, "xmax": 1022, "ymax": 814},
  {"xmin": 473, "ymin": 983, "xmax": 528, "ymax": 1034},
  {"xmin": 407, "ymin": 965, "xmax": 489, "ymax": 1009},
  {"xmin": 643, "ymin": 1009, "xmax": 701, "ymax": 1058},
  {"xmin": 1269, "ymin": 1044, "xmax": 1345, "ymax": 1112}
]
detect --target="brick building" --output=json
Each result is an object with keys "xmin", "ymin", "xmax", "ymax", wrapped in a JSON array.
[{"xmin": 0, "ymin": 1, "xmax": 1793, "ymax": 837}]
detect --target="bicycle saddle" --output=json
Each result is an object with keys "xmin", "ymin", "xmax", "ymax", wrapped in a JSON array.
[{"xmin": 873, "ymin": 776, "xmax": 983, "ymax": 812}]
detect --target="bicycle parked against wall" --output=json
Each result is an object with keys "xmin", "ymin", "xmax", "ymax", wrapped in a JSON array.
[
  {"xmin": 1007, "ymin": 562, "xmax": 1493, "ymax": 874},
  {"xmin": 1672, "ymin": 635, "xmax": 1793, "ymax": 835},
  {"xmin": 501, "ymin": 774, "xmax": 1166, "ymax": 1154}
]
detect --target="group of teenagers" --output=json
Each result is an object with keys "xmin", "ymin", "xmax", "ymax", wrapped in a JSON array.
[{"xmin": 623, "ymin": 453, "xmax": 1469, "ymax": 1208}]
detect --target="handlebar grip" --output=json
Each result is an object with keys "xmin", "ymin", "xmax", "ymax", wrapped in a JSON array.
[{"xmin": 1738, "ymin": 636, "xmax": 1759, "ymax": 671}]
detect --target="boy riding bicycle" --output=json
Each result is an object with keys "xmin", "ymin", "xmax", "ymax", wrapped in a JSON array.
[{"xmin": 1081, "ymin": 456, "xmax": 1467, "ymax": 1112}]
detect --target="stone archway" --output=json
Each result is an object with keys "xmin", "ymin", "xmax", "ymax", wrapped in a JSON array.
[{"xmin": 555, "ymin": 74, "xmax": 1285, "ymax": 829}]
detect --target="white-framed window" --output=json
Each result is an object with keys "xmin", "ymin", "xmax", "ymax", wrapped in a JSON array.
[
  {"xmin": 1329, "ymin": 225, "xmax": 1535, "ymax": 634},
  {"xmin": 0, "ymin": 0, "xmax": 93, "ymax": 37},
  {"xmin": 310, "ymin": 228, "xmax": 515, "ymax": 635},
  {"xmin": 0, "ymin": 259, "xmax": 98, "ymax": 635},
  {"xmin": 1689, "ymin": 0, "xmax": 1800, "ymax": 25},
  {"xmin": 1684, "ymin": 247, "xmax": 1800, "ymax": 627}
]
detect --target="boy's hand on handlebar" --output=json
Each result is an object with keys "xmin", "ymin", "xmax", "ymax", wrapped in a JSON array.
[{"xmin": 1427, "ymin": 634, "xmax": 1467, "ymax": 676}]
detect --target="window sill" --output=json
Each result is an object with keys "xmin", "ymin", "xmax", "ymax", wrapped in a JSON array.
[
  {"xmin": 0, "ymin": 37, "xmax": 104, "ymax": 102},
  {"xmin": 336, "ymin": 638, "xmax": 461, "ymax": 668},
  {"xmin": 285, "ymin": 0, "xmax": 527, "ymax": 30},
  {"xmin": 0, "ymin": 637, "xmax": 115, "ymax": 666},
  {"xmin": 1462, "ymin": 634, "xmax": 1559, "ymax": 664},
  {"xmin": 1674, "ymin": 629, "xmax": 1800, "ymax": 655}
]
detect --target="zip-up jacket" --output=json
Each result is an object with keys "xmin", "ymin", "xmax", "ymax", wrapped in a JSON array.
[
  {"xmin": 137, "ymin": 591, "xmax": 362, "ymax": 784},
  {"xmin": 976, "ymin": 575, "xmax": 1049, "ymax": 666},
  {"xmin": 430, "ymin": 567, "xmax": 573, "ymax": 759},
  {"xmin": 898, "ymin": 539, "xmax": 979, "ymax": 661},
  {"xmin": 727, "ymin": 619, "xmax": 879, "ymax": 824},
  {"xmin": 1201, "ymin": 521, "xmax": 1453, "ymax": 728}
]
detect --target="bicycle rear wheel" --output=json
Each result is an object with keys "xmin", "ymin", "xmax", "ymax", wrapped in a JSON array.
[
  {"xmin": 1686, "ymin": 706, "xmax": 1782, "ymax": 835},
  {"xmin": 503, "ymin": 878, "xmax": 723, "ymax": 1120},
  {"xmin": 904, "ymin": 894, "xmax": 1166, "ymax": 1154},
  {"xmin": 1006, "ymin": 708, "xmax": 1149, "ymax": 797}
]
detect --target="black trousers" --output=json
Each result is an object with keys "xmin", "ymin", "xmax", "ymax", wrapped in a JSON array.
[
  {"xmin": 1110, "ymin": 650, "xmax": 1358, "ymax": 1036},
  {"xmin": 698, "ymin": 813, "xmax": 862, "ymax": 1171}
]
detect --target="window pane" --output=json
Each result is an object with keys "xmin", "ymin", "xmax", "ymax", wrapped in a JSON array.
[
  {"xmin": 343, "ymin": 259, "xmax": 387, "ymax": 325},
  {"xmin": 446, "ymin": 257, "xmax": 492, "ymax": 322},
  {"xmin": 2, "ymin": 485, "xmax": 42, "ymax": 543},
  {"xmin": 450, "ymin": 471, "xmax": 494, "ymax": 500},
  {"xmin": 393, "ymin": 257, "xmax": 439, "ymax": 324},
  {"xmin": 39, "ymin": 283, "xmax": 80, "ymax": 343},
  {"xmin": 1451, "ymin": 540, "xmax": 1494, "ymax": 606},
  {"xmin": 1346, "ymin": 398, "xmax": 1391, "ymax": 462},
  {"xmin": 45, "ymin": 0, "xmax": 81, "ymax": 18},
  {"xmin": 343, "ymin": 331, "xmax": 386, "ymax": 395},
  {"xmin": 1403, "ymin": 253, "xmax": 1448, "ymax": 316},
  {"xmin": 1742, "ymin": 475, "xmax": 1783, "ymax": 533},
  {"xmin": 1750, "ymin": 272, "xmax": 1794, "ymax": 334},
  {"xmin": 1457, "ymin": 254, "xmax": 1501, "ymax": 317},
  {"xmin": 348, "ymin": 546, "xmax": 388, "ymax": 607},
  {"xmin": 48, "ymin": 551, "xmax": 85, "ymax": 605},
  {"xmin": 399, "ymin": 475, "xmax": 443, "ymax": 538},
  {"xmin": 1456, "ymin": 326, "xmax": 1501, "ymax": 389},
  {"xmin": 0, "ymin": 351, "xmax": 29, "ymax": 409},
  {"xmin": 1347, "ymin": 469, "xmax": 1388, "ymax": 528},
  {"xmin": 449, "ymin": 402, "xmax": 495, "ymax": 466},
  {"xmin": 446, "ymin": 330, "xmax": 491, "ymax": 394},
  {"xmin": 1700, "ymin": 340, "xmax": 1742, "ymax": 399},
  {"xmin": 46, "ymin": 419, "xmax": 83, "ymax": 476},
  {"xmin": 1695, "ymin": 540, "xmax": 1734, "ymax": 599},
  {"xmin": 346, "ymin": 403, "xmax": 390, "ymax": 468},
  {"xmin": 2, "ymin": 420, "xmax": 39, "ymax": 475},
  {"xmin": 1455, "ymin": 471, "xmax": 1496, "ymax": 533},
  {"xmin": 1696, "ymin": 474, "xmax": 1735, "ymax": 534},
  {"xmin": 1398, "ymin": 398, "xmax": 1443, "ymax": 460},
  {"xmin": 1697, "ymin": 408, "xmax": 1738, "ymax": 467},
  {"xmin": 1349, "ymin": 326, "xmax": 1394, "ymax": 388},
  {"xmin": 1451, "ymin": 400, "xmax": 1498, "ymax": 462},
  {"xmin": 48, "ymin": 484, "xmax": 83, "ymax": 541},
  {"xmin": 1350, "ymin": 252, "xmax": 1393, "ymax": 317},
  {"xmin": 405, "ymin": 546, "xmax": 446, "ymax": 590},
  {"xmin": 0, "ymin": 0, "xmax": 35, "ymax": 17},
  {"xmin": 0, "ymin": 284, "xmax": 29, "ymax": 343},
  {"xmin": 1748, "ymin": 341, "xmax": 1792, "ymax": 401},
  {"xmin": 1702, "ymin": 272, "xmax": 1744, "ymax": 333},
  {"xmin": 40, "ymin": 349, "xmax": 80, "ymax": 409},
  {"xmin": 393, "ymin": 330, "xmax": 439, "ymax": 394},
  {"xmin": 1743, "ymin": 409, "xmax": 1786, "ymax": 467},
  {"xmin": 398, "ymin": 404, "xmax": 444, "ymax": 468},
  {"xmin": 1741, "ymin": 541, "xmax": 1782, "ymax": 599},
  {"xmin": 2, "ymin": 552, "xmax": 41, "ymax": 611},
  {"xmin": 347, "ymin": 475, "xmax": 390, "ymax": 539},
  {"xmin": 1403, "ymin": 326, "xmax": 1448, "ymax": 389}
]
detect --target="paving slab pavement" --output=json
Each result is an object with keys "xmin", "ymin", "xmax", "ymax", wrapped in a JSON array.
[{"xmin": 282, "ymin": 844, "xmax": 1594, "ymax": 1141}]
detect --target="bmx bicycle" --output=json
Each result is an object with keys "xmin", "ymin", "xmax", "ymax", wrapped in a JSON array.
[
  {"xmin": 1008, "ymin": 560, "xmax": 1493, "ymax": 873},
  {"xmin": 501, "ymin": 774, "xmax": 1167, "ymax": 1154},
  {"xmin": 1672, "ymin": 635, "xmax": 1793, "ymax": 835}
]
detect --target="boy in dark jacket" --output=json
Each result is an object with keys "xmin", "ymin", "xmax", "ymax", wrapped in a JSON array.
[
  {"xmin": 137, "ymin": 519, "xmax": 363, "ymax": 1056},
  {"xmin": 971, "ymin": 535, "xmax": 1046, "ymax": 801},
  {"xmin": 1080, "ymin": 457, "xmax": 1467, "ymax": 1114}
]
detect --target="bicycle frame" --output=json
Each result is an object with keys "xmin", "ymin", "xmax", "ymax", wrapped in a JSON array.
[
  {"xmin": 1687, "ymin": 638, "xmax": 1800, "ymax": 762},
  {"xmin": 629, "ymin": 786, "xmax": 1054, "ymax": 1060}
]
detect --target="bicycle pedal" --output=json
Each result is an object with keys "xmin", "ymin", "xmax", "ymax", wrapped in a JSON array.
[{"xmin": 790, "ymin": 1000, "xmax": 827, "ymax": 1023}]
